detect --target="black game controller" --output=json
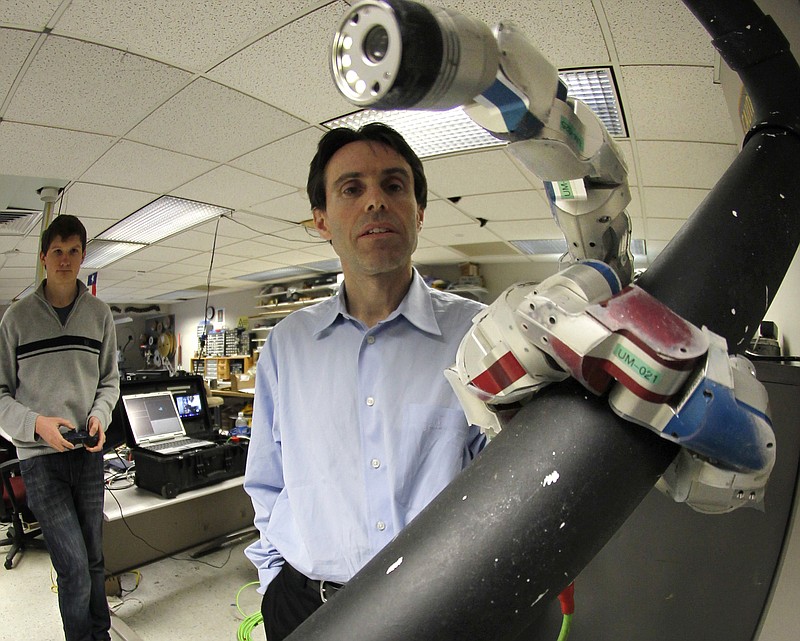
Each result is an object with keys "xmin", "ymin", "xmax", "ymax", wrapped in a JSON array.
[{"xmin": 63, "ymin": 428, "xmax": 99, "ymax": 448}]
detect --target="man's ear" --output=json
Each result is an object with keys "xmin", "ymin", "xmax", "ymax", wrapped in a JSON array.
[
  {"xmin": 313, "ymin": 207, "xmax": 332, "ymax": 241},
  {"xmin": 417, "ymin": 205, "xmax": 425, "ymax": 231}
]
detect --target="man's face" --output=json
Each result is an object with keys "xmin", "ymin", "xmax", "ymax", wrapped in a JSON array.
[
  {"xmin": 40, "ymin": 234, "xmax": 84, "ymax": 284},
  {"xmin": 313, "ymin": 141, "xmax": 424, "ymax": 278}
]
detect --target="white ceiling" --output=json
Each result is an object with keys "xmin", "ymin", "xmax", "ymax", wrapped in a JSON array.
[{"xmin": 0, "ymin": 0, "xmax": 797, "ymax": 305}]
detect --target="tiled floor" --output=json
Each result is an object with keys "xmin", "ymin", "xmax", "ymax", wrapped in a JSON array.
[{"xmin": 0, "ymin": 531, "xmax": 264, "ymax": 641}]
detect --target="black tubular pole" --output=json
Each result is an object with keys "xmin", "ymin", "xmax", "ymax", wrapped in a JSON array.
[{"xmin": 286, "ymin": 1, "xmax": 800, "ymax": 639}]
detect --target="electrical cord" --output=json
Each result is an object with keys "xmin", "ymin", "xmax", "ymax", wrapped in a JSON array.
[
  {"xmin": 220, "ymin": 212, "xmax": 327, "ymax": 245},
  {"xmin": 105, "ymin": 486, "xmax": 233, "ymax": 569},
  {"xmin": 556, "ymin": 582, "xmax": 575, "ymax": 641},
  {"xmin": 235, "ymin": 581, "xmax": 263, "ymax": 641}
]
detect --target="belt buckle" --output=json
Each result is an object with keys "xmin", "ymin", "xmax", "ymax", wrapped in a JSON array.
[{"xmin": 319, "ymin": 580, "xmax": 332, "ymax": 603}]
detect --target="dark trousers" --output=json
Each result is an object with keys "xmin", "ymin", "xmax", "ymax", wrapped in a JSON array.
[
  {"xmin": 20, "ymin": 449, "xmax": 109, "ymax": 641},
  {"xmin": 262, "ymin": 563, "xmax": 342, "ymax": 641}
]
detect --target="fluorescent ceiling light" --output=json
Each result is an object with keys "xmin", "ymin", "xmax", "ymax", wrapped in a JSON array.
[
  {"xmin": 98, "ymin": 195, "xmax": 229, "ymax": 245},
  {"xmin": 83, "ymin": 240, "xmax": 145, "ymax": 269},
  {"xmin": 13, "ymin": 284, "xmax": 35, "ymax": 301},
  {"xmin": 325, "ymin": 108, "xmax": 506, "ymax": 158},
  {"xmin": 511, "ymin": 238, "xmax": 646, "ymax": 257},
  {"xmin": 324, "ymin": 68, "xmax": 625, "ymax": 158},
  {"xmin": 237, "ymin": 259, "xmax": 342, "ymax": 283},
  {"xmin": 559, "ymin": 68, "xmax": 626, "ymax": 136}
]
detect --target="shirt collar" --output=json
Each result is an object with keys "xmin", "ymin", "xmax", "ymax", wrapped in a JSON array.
[{"xmin": 311, "ymin": 269, "xmax": 442, "ymax": 337}]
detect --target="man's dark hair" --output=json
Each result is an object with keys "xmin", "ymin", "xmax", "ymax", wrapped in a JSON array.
[
  {"xmin": 307, "ymin": 123, "xmax": 427, "ymax": 211},
  {"xmin": 41, "ymin": 214, "xmax": 87, "ymax": 254}
]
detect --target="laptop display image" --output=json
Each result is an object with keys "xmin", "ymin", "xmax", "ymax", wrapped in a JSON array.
[
  {"xmin": 174, "ymin": 392, "xmax": 203, "ymax": 419},
  {"xmin": 121, "ymin": 391, "xmax": 215, "ymax": 455}
]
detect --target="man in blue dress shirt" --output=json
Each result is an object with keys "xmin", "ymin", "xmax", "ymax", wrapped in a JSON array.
[{"xmin": 243, "ymin": 123, "xmax": 486, "ymax": 640}]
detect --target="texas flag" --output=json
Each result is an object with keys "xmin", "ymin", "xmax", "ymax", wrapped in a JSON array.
[{"xmin": 87, "ymin": 272, "xmax": 98, "ymax": 296}]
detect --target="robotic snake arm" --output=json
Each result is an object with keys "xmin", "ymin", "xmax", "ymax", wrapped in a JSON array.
[
  {"xmin": 284, "ymin": 1, "xmax": 800, "ymax": 639},
  {"xmin": 332, "ymin": 0, "xmax": 775, "ymax": 514}
]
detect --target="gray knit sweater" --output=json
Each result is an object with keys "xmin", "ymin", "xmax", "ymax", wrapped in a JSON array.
[{"xmin": 0, "ymin": 280, "xmax": 120, "ymax": 460}]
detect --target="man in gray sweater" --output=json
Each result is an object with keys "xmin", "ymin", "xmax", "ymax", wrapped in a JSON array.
[{"xmin": 0, "ymin": 214, "xmax": 119, "ymax": 641}]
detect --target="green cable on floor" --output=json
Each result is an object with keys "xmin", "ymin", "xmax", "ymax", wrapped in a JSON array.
[
  {"xmin": 236, "ymin": 581, "xmax": 263, "ymax": 641},
  {"xmin": 557, "ymin": 613, "xmax": 573, "ymax": 641}
]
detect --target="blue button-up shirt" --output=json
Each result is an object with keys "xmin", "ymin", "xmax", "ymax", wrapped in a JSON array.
[{"xmin": 243, "ymin": 270, "xmax": 486, "ymax": 591}]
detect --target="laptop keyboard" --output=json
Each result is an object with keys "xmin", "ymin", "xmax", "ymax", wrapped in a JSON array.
[{"xmin": 142, "ymin": 437, "xmax": 208, "ymax": 452}]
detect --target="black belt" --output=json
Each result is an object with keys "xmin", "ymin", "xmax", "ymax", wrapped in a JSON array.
[
  {"xmin": 284, "ymin": 562, "xmax": 344, "ymax": 603},
  {"xmin": 309, "ymin": 578, "xmax": 344, "ymax": 603}
]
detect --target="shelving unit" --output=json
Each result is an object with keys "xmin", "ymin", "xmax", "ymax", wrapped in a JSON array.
[
  {"xmin": 190, "ymin": 355, "xmax": 253, "ymax": 381},
  {"xmin": 249, "ymin": 274, "xmax": 341, "ymax": 344}
]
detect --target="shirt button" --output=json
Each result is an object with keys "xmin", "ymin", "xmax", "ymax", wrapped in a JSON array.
[
  {"xmin": 376, "ymin": 521, "xmax": 386, "ymax": 531},
  {"xmin": 366, "ymin": 397, "xmax": 375, "ymax": 406},
  {"xmin": 371, "ymin": 458, "xmax": 381, "ymax": 469},
  {"xmin": 366, "ymin": 335, "xmax": 376, "ymax": 344}
]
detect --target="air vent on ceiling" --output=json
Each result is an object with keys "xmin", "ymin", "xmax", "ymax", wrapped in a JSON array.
[{"xmin": 0, "ymin": 209, "xmax": 42, "ymax": 236}]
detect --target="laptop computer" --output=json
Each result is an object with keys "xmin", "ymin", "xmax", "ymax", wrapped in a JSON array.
[{"xmin": 121, "ymin": 391, "xmax": 216, "ymax": 455}]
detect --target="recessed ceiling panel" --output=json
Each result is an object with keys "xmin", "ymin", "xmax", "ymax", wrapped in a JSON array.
[
  {"xmin": 637, "ymin": 141, "xmax": 738, "ymax": 189},
  {"xmin": 207, "ymin": 1, "xmax": 355, "ymax": 124},
  {"xmin": 128, "ymin": 79, "xmax": 307, "ymax": 162},
  {"xmin": 170, "ymin": 165, "xmax": 295, "ymax": 210},
  {"xmin": 5, "ymin": 36, "xmax": 191, "ymax": 136},
  {"xmin": 53, "ymin": 0, "xmax": 326, "ymax": 71},
  {"xmin": 79, "ymin": 140, "xmax": 217, "ymax": 193},
  {"xmin": 0, "ymin": 122, "xmax": 114, "ymax": 180},
  {"xmin": 622, "ymin": 66, "xmax": 737, "ymax": 144}
]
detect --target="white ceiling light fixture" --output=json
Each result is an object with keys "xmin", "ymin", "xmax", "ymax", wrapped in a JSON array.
[
  {"xmin": 82, "ymin": 240, "xmax": 146, "ymax": 269},
  {"xmin": 324, "ymin": 68, "xmax": 626, "ymax": 158},
  {"xmin": 510, "ymin": 238, "xmax": 646, "ymax": 257},
  {"xmin": 97, "ymin": 195, "xmax": 230, "ymax": 245},
  {"xmin": 237, "ymin": 259, "xmax": 342, "ymax": 283}
]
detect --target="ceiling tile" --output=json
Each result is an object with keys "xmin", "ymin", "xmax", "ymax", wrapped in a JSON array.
[
  {"xmin": 207, "ymin": 1, "xmax": 355, "ymax": 124},
  {"xmin": 127, "ymin": 78, "xmax": 307, "ymax": 162},
  {"xmin": 424, "ymin": 200, "xmax": 476, "ymax": 229},
  {"xmin": 647, "ymin": 217, "xmax": 687, "ymax": 241},
  {"xmin": 637, "ymin": 141, "xmax": 738, "ymax": 189},
  {"xmin": 156, "ymin": 229, "xmax": 219, "ymax": 253},
  {"xmin": 601, "ymin": 0, "xmax": 714, "ymax": 65},
  {"xmin": 248, "ymin": 191, "xmax": 313, "ymax": 224},
  {"xmin": 0, "ymin": 122, "xmax": 114, "ymax": 180},
  {"xmin": 457, "ymin": 190, "xmax": 551, "ymax": 222},
  {"xmin": 421, "ymin": 223, "xmax": 502, "ymax": 246},
  {"xmin": 129, "ymin": 244, "xmax": 201, "ymax": 263},
  {"xmin": 622, "ymin": 65, "xmax": 737, "ymax": 143},
  {"xmin": 489, "ymin": 218, "xmax": 563, "ymax": 241},
  {"xmin": 412, "ymin": 246, "xmax": 469, "ymax": 264},
  {"xmin": 642, "ymin": 186, "xmax": 710, "ymax": 220},
  {"xmin": 0, "ymin": 1, "xmax": 62, "ymax": 29},
  {"xmin": 0, "ymin": 29, "xmax": 37, "ymax": 101},
  {"xmin": 79, "ymin": 140, "xmax": 218, "ymax": 193},
  {"xmin": 425, "ymin": 0, "xmax": 609, "ymax": 67},
  {"xmin": 213, "ymin": 210, "xmax": 295, "ymax": 239},
  {"xmin": 60, "ymin": 182, "xmax": 158, "ymax": 222},
  {"xmin": 53, "ymin": 0, "xmax": 325, "ymax": 72},
  {"xmin": 425, "ymin": 150, "xmax": 533, "ymax": 198},
  {"xmin": 78, "ymin": 216, "xmax": 117, "ymax": 238},
  {"xmin": 231, "ymin": 127, "xmax": 324, "ymax": 187},
  {"xmin": 5, "ymin": 35, "xmax": 191, "ymax": 136},
  {"xmin": 215, "ymin": 238, "xmax": 289, "ymax": 259},
  {"xmin": 171, "ymin": 165, "xmax": 294, "ymax": 210}
]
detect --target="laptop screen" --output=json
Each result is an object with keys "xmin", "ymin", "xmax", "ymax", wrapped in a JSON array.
[{"xmin": 121, "ymin": 391, "xmax": 186, "ymax": 444}]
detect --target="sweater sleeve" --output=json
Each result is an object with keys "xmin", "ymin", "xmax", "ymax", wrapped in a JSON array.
[
  {"xmin": 0, "ymin": 309, "xmax": 38, "ymax": 442},
  {"xmin": 90, "ymin": 305, "xmax": 120, "ymax": 430}
]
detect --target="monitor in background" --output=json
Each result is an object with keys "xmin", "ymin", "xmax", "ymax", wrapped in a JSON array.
[{"xmin": 174, "ymin": 392, "xmax": 202, "ymax": 419}]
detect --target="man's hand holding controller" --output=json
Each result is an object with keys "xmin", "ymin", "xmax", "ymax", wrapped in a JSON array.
[{"xmin": 35, "ymin": 415, "xmax": 103, "ymax": 452}]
